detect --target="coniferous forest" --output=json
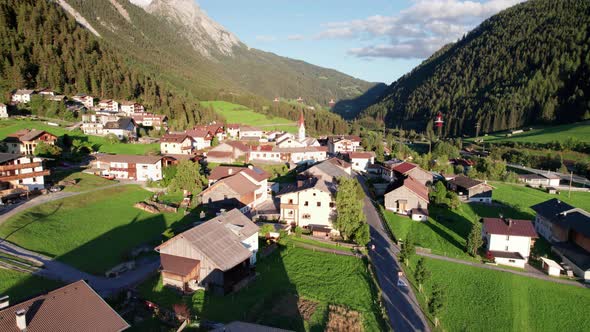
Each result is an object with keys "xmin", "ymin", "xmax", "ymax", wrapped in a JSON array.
[{"xmin": 360, "ymin": 0, "xmax": 590, "ymax": 136}]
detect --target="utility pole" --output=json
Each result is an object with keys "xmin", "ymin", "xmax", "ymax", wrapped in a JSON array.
[{"xmin": 475, "ymin": 122, "xmax": 481, "ymax": 140}]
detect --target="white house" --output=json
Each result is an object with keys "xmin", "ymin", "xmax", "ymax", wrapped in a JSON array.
[
  {"xmin": 482, "ymin": 217, "xmax": 538, "ymax": 268},
  {"xmin": 239, "ymin": 126, "xmax": 263, "ymax": 140},
  {"xmin": 225, "ymin": 124, "xmax": 240, "ymax": 138},
  {"xmin": 120, "ymin": 101, "xmax": 144, "ymax": 115},
  {"xmin": 518, "ymin": 173, "xmax": 561, "ymax": 187},
  {"xmin": 103, "ymin": 118, "xmax": 138, "ymax": 141},
  {"xmin": 98, "ymin": 99, "xmax": 119, "ymax": 113},
  {"xmin": 91, "ymin": 154, "xmax": 163, "ymax": 181},
  {"xmin": 72, "ymin": 94, "xmax": 95, "ymax": 108},
  {"xmin": 0, "ymin": 103, "xmax": 8, "ymax": 118},
  {"xmin": 160, "ymin": 134, "xmax": 194, "ymax": 155},
  {"xmin": 347, "ymin": 151, "xmax": 375, "ymax": 173},
  {"xmin": 11, "ymin": 89, "xmax": 34, "ymax": 104},
  {"xmin": 327, "ymin": 135, "xmax": 361, "ymax": 154},
  {"xmin": 185, "ymin": 129, "xmax": 212, "ymax": 151},
  {"xmin": 0, "ymin": 153, "xmax": 49, "ymax": 195}
]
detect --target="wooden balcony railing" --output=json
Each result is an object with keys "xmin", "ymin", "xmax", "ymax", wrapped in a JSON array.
[
  {"xmin": 0, "ymin": 170, "xmax": 50, "ymax": 181},
  {"xmin": 0, "ymin": 162, "xmax": 41, "ymax": 172}
]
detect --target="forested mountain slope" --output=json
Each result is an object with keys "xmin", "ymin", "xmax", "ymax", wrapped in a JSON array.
[{"xmin": 361, "ymin": 0, "xmax": 590, "ymax": 136}]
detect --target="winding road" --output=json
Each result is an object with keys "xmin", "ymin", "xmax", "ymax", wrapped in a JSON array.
[{"xmin": 357, "ymin": 175, "xmax": 431, "ymax": 332}]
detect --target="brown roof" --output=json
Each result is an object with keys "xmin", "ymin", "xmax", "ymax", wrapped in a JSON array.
[
  {"xmin": 348, "ymin": 151, "xmax": 376, "ymax": 159},
  {"xmin": 387, "ymin": 176, "xmax": 429, "ymax": 202},
  {"xmin": 157, "ymin": 209, "xmax": 258, "ymax": 271},
  {"xmin": 206, "ymin": 151, "xmax": 233, "ymax": 159},
  {"xmin": 206, "ymin": 172, "xmax": 260, "ymax": 197},
  {"xmin": 483, "ymin": 218, "xmax": 538, "ymax": 238},
  {"xmin": 6, "ymin": 129, "xmax": 56, "ymax": 142},
  {"xmin": 209, "ymin": 165, "xmax": 269, "ymax": 182},
  {"xmin": 161, "ymin": 133, "xmax": 192, "ymax": 143},
  {"xmin": 95, "ymin": 154, "xmax": 162, "ymax": 164},
  {"xmin": 224, "ymin": 141, "xmax": 250, "ymax": 152},
  {"xmin": 326, "ymin": 157, "xmax": 351, "ymax": 169},
  {"xmin": 449, "ymin": 175, "xmax": 485, "ymax": 189},
  {"xmin": 411, "ymin": 208, "xmax": 429, "ymax": 216},
  {"xmin": 393, "ymin": 162, "xmax": 417, "ymax": 174},
  {"xmin": 0, "ymin": 280, "xmax": 129, "ymax": 332},
  {"xmin": 328, "ymin": 135, "xmax": 361, "ymax": 143},
  {"xmin": 185, "ymin": 129, "xmax": 212, "ymax": 140},
  {"xmin": 160, "ymin": 254, "xmax": 200, "ymax": 276},
  {"xmin": 488, "ymin": 250, "xmax": 525, "ymax": 260}
]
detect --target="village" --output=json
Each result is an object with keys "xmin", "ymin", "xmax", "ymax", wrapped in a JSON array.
[{"xmin": 0, "ymin": 88, "xmax": 589, "ymax": 332}]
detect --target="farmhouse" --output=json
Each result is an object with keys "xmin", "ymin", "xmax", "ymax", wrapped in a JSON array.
[
  {"xmin": 120, "ymin": 101, "xmax": 145, "ymax": 115},
  {"xmin": 194, "ymin": 124, "xmax": 225, "ymax": 142},
  {"xmin": 160, "ymin": 134, "xmax": 194, "ymax": 155},
  {"xmin": 185, "ymin": 129, "xmax": 213, "ymax": 150},
  {"xmin": 98, "ymin": 99, "xmax": 119, "ymax": 113},
  {"xmin": 277, "ymin": 178, "xmax": 337, "ymax": 234},
  {"xmin": 0, "ymin": 103, "xmax": 8, "ymax": 118},
  {"xmin": 225, "ymin": 124, "xmax": 240, "ymax": 138},
  {"xmin": 91, "ymin": 154, "xmax": 163, "ymax": 181},
  {"xmin": 206, "ymin": 141, "xmax": 249, "ymax": 164},
  {"xmin": 448, "ymin": 175, "xmax": 493, "ymax": 203},
  {"xmin": 482, "ymin": 217, "xmax": 537, "ymax": 268},
  {"xmin": 72, "ymin": 93, "xmax": 94, "ymax": 108},
  {"xmin": 131, "ymin": 112, "xmax": 167, "ymax": 130},
  {"xmin": 3, "ymin": 129, "xmax": 58, "ymax": 155},
  {"xmin": 0, "ymin": 153, "xmax": 49, "ymax": 201},
  {"xmin": 0, "ymin": 280, "xmax": 129, "ymax": 332},
  {"xmin": 345, "ymin": 151, "xmax": 376, "ymax": 173},
  {"xmin": 302, "ymin": 157, "xmax": 352, "ymax": 182},
  {"xmin": 327, "ymin": 135, "xmax": 361, "ymax": 154},
  {"xmin": 156, "ymin": 209, "xmax": 259, "ymax": 294},
  {"xmin": 200, "ymin": 169, "xmax": 268, "ymax": 213},
  {"xmin": 531, "ymin": 199, "xmax": 590, "ymax": 281},
  {"xmin": 384, "ymin": 177, "xmax": 429, "ymax": 219},
  {"xmin": 103, "ymin": 118, "xmax": 138, "ymax": 141},
  {"xmin": 384, "ymin": 161, "xmax": 433, "ymax": 186},
  {"xmin": 11, "ymin": 89, "xmax": 34, "ymax": 104},
  {"xmin": 518, "ymin": 173, "xmax": 561, "ymax": 187}
]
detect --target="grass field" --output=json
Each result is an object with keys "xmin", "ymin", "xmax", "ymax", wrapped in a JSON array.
[
  {"xmin": 404, "ymin": 257, "xmax": 590, "ymax": 332},
  {"xmin": 0, "ymin": 119, "xmax": 158, "ymax": 155},
  {"xmin": 139, "ymin": 245, "xmax": 387, "ymax": 331},
  {"xmin": 465, "ymin": 121, "xmax": 590, "ymax": 144},
  {"xmin": 0, "ymin": 185, "xmax": 189, "ymax": 275},
  {"xmin": 0, "ymin": 269, "xmax": 63, "ymax": 303},
  {"xmin": 491, "ymin": 182, "xmax": 590, "ymax": 214},
  {"xmin": 201, "ymin": 101, "xmax": 298, "ymax": 133},
  {"xmin": 48, "ymin": 170, "xmax": 117, "ymax": 192}
]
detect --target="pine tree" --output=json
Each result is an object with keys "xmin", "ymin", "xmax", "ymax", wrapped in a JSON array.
[
  {"xmin": 334, "ymin": 177, "xmax": 367, "ymax": 244},
  {"xmin": 466, "ymin": 221, "xmax": 483, "ymax": 257},
  {"xmin": 428, "ymin": 283, "xmax": 446, "ymax": 327},
  {"xmin": 399, "ymin": 231, "xmax": 416, "ymax": 265},
  {"xmin": 414, "ymin": 257, "xmax": 431, "ymax": 293}
]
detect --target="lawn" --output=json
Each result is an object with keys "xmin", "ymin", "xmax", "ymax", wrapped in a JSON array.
[
  {"xmin": 48, "ymin": 170, "xmax": 117, "ymax": 192},
  {"xmin": 0, "ymin": 269, "xmax": 64, "ymax": 303},
  {"xmin": 0, "ymin": 185, "xmax": 190, "ymax": 275},
  {"xmin": 404, "ymin": 257, "xmax": 590, "ymax": 332},
  {"xmin": 491, "ymin": 182, "xmax": 590, "ymax": 214},
  {"xmin": 139, "ymin": 245, "xmax": 387, "ymax": 332},
  {"xmin": 0, "ymin": 118, "xmax": 158, "ymax": 155},
  {"xmin": 464, "ymin": 120, "xmax": 590, "ymax": 144},
  {"xmin": 201, "ymin": 101, "xmax": 298, "ymax": 133}
]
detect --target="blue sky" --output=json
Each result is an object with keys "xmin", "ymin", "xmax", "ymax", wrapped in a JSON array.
[{"xmin": 197, "ymin": 1, "xmax": 525, "ymax": 83}]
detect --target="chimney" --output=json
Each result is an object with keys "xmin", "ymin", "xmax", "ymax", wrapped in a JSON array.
[
  {"xmin": 16, "ymin": 309, "xmax": 26, "ymax": 330},
  {"xmin": 0, "ymin": 295, "xmax": 8, "ymax": 309},
  {"xmin": 228, "ymin": 169, "xmax": 233, "ymax": 175},
  {"xmin": 506, "ymin": 218, "xmax": 513, "ymax": 227},
  {"xmin": 297, "ymin": 180, "xmax": 304, "ymax": 188}
]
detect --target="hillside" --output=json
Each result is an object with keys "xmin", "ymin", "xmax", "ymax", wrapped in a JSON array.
[
  {"xmin": 360, "ymin": 0, "xmax": 590, "ymax": 136},
  {"xmin": 201, "ymin": 101, "xmax": 298, "ymax": 133}
]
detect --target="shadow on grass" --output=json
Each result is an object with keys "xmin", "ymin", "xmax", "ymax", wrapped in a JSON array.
[
  {"xmin": 0, "ymin": 269, "xmax": 64, "ymax": 304},
  {"xmin": 0, "ymin": 203, "xmax": 64, "ymax": 248},
  {"xmin": 198, "ymin": 244, "xmax": 305, "ymax": 331}
]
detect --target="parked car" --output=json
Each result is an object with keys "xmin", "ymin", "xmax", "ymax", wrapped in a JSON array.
[{"xmin": 49, "ymin": 186, "xmax": 62, "ymax": 193}]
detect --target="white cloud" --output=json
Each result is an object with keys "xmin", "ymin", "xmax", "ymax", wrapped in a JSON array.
[
  {"xmin": 255, "ymin": 35, "xmax": 277, "ymax": 42},
  {"xmin": 287, "ymin": 34, "xmax": 305, "ymax": 41},
  {"xmin": 317, "ymin": 0, "xmax": 526, "ymax": 59}
]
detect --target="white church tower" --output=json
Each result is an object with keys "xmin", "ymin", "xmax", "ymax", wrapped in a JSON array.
[{"xmin": 298, "ymin": 110, "xmax": 305, "ymax": 141}]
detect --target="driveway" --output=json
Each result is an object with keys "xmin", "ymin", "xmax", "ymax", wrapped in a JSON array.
[{"xmin": 357, "ymin": 175, "xmax": 431, "ymax": 332}]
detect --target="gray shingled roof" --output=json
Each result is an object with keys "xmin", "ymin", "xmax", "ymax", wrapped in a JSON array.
[{"xmin": 0, "ymin": 153, "xmax": 20, "ymax": 164}]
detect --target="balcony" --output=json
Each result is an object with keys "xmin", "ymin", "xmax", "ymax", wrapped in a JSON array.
[
  {"xmin": 0, "ymin": 170, "xmax": 50, "ymax": 181},
  {"xmin": 0, "ymin": 162, "xmax": 41, "ymax": 172}
]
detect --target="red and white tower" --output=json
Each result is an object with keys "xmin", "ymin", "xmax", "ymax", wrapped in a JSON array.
[
  {"xmin": 329, "ymin": 98, "xmax": 335, "ymax": 107},
  {"xmin": 298, "ymin": 110, "xmax": 306, "ymax": 141},
  {"xmin": 434, "ymin": 112, "xmax": 444, "ymax": 137}
]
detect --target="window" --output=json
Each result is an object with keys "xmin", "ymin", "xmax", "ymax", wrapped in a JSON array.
[
  {"xmin": 302, "ymin": 213, "xmax": 311, "ymax": 219},
  {"xmin": 313, "ymin": 193, "xmax": 316, "ymax": 196},
  {"xmin": 506, "ymin": 235, "xmax": 510, "ymax": 240},
  {"xmin": 304, "ymin": 201, "xmax": 309, "ymax": 206},
  {"xmin": 329, "ymin": 202, "xmax": 335, "ymax": 208},
  {"xmin": 142, "ymin": 165, "xmax": 148, "ymax": 170},
  {"xmin": 508, "ymin": 259, "xmax": 516, "ymax": 263},
  {"xmin": 317, "ymin": 202, "xmax": 321, "ymax": 207},
  {"xmin": 505, "ymin": 246, "xmax": 509, "ymax": 251},
  {"xmin": 288, "ymin": 199, "xmax": 294, "ymax": 204}
]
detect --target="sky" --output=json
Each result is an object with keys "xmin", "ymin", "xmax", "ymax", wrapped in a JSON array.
[{"xmin": 137, "ymin": 0, "xmax": 525, "ymax": 84}]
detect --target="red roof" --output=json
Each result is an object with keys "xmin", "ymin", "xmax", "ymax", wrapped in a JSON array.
[
  {"xmin": 348, "ymin": 151, "xmax": 375, "ymax": 159},
  {"xmin": 225, "ymin": 141, "xmax": 250, "ymax": 152},
  {"xmin": 161, "ymin": 133, "xmax": 192, "ymax": 143},
  {"xmin": 206, "ymin": 151, "xmax": 233, "ymax": 158},
  {"xmin": 403, "ymin": 176, "xmax": 429, "ymax": 202},
  {"xmin": 185, "ymin": 129, "xmax": 212, "ymax": 140},
  {"xmin": 483, "ymin": 218, "xmax": 538, "ymax": 238},
  {"xmin": 393, "ymin": 162, "xmax": 417, "ymax": 174}
]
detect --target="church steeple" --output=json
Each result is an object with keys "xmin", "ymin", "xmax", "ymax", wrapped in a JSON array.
[{"xmin": 298, "ymin": 110, "xmax": 305, "ymax": 141}]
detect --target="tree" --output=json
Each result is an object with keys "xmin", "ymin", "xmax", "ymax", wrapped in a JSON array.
[
  {"xmin": 445, "ymin": 191, "xmax": 461, "ymax": 210},
  {"xmin": 210, "ymin": 135, "xmax": 219, "ymax": 147},
  {"xmin": 354, "ymin": 223, "xmax": 370, "ymax": 246},
  {"xmin": 34, "ymin": 141, "xmax": 61, "ymax": 158},
  {"xmin": 430, "ymin": 181, "xmax": 448, "ymax": 206},
  {"xmin": 259, "ymin": 224, "xmax": 274, "ymax": 238},
  {"xmin": 428, "ymin": 283, "xmax": 446, "ymax": 327},
  {"xmin": 466, "ymin": 221, "xmax": 483, "ymax": 257},
  {"xmin": 104, "ymin": 133, "xmax": 120, "ymax": 145},
  {"xmin": 399, "ymin": 231, "xmax": 415, "ymax": 265},
  {"xmin": 334, "ymin": 177, "xmax": 367, "ymax": 244},
  {"xmin": 414, "ymin": 257, "xmax": 431, "ymax": 293},
  {"xmin": 169, "ymin": 160, "xmax": 206, "ymax": 194}
]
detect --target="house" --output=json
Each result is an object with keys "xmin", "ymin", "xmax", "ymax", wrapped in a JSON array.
[
  {"xmin": 206, "ymin": 141, "xmax": 249, "ymax": 164},
  {"xmin": 482, "ymin": 217, "xmax": 538, "ymax": 268},
  {"xmin": 327, "ymin": 135, "xmax": 361, "ymax": 154},
  {"xmin": 448, "ymin": 175, "xmax": 493, "ymax": 203},
  {"xmin": 194, "ymin": 124, "xmax": 225, "ymax": 142},
  {"xmin": 120, "ymin": 101, "xmax": 144, "ymax": 115},
  {"xmin": 302, "ymin": 157, "xmax": 352, "ymax": 182},
  {"xmin": 345, "ymin": 151, "xmax": 376, "ymax": 173},
  {"xmin": 540, "ymin": 257, "xmax": 563, "ymax": 277},
  {"xmin": 531, "ymin": 199, "xmax": 590, "ymax": 281},
  {"xmin": 277, "ymin": 178, "xmax": 337, "ymax": 234},
  {"xmin": 91, "ymin": 154, "xmax": 163, "ymax": 181},
  {"xmin": 248, "ymin": 146, "xmax": 328, "ymax": 165},
  {"xmin": 11, "ymin": 89, "xmax": 34, "ymax": 104},
  {"xmin": 518, "ymin": 173, "xmax": 561, "ymax": 187},
  {"xmin": 185, "ymin": 129, "xmax": 212, "ymax": 151},
  {"xmin": 382, "ymin": 161, "xmax": 433, "ymax": 186},
  {"xmin": 0, "ymin": 103, "xmax": 8, "ymax": 118},
  {"xmin": 155, "ymin": 209, "xmax": 259, "ymax": 294},
  {"xmin": 0, "ymin": 280, "xmax": 129, "ymax": 332},
  {"xmin": 239, "ymin": 126, "xmax": 263, "ymax": 140},
  {"xmin": 131, "ymin": 113, "xmax": 167, "ymax": 130},
  {"xmin": 384, "ymin": 177, "xmax": 429, "ymax": 218},
  {"xmin": 225, "ymin": 124, "xmax": 240, "ymax": 138},
  {"xmin": 0, "ymin": 153, "xmax": 49, "ymax": 201},
  {"xmin": 37, "ymin": 88, "xmax": 55, "ymax": 96},
  {"xmin": 161, "ymin": 154, "xmax": 201, "ymax": 167},
  {"xmin": 72, "ymin": 94, "xmax": 95, "ymax": 108},
  {"xmin": 159, "ymin": 134, "xmax": 194, "ymax": 155},
  {"xmin": 3, "ymin": 129, "xmax": 58, "ymax": 155},
  {"xmin": 98, "ymin": 99, "xmax": 119, "ymax": 113},
  {"xmin": 201, "ymin": 167, "xmax": 269, "ymax": 214},
  {"xmin": 103, "ymin": 118, "xmax": 138, "ymax": 141}
]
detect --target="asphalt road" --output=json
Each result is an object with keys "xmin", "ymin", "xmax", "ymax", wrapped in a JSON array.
[{"xmin": 357, "ymin": 175, "xmax": 431, "ymax": 332}]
